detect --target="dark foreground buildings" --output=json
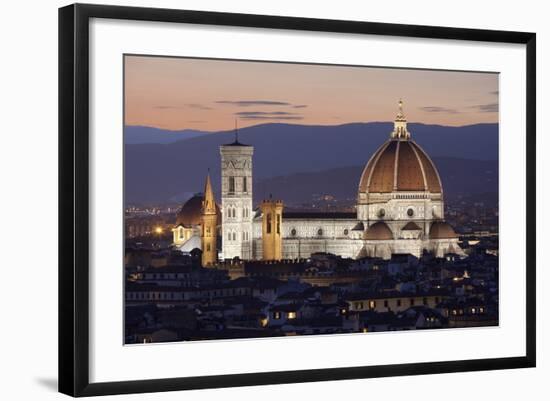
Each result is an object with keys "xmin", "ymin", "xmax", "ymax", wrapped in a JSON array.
[{"xmin": 125, "ymin": 238, "xmax": 498, "ymax": 343}]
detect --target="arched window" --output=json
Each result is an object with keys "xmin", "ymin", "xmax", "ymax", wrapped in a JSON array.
[
  {"xmin": 232, "ymin": 232, "xmax": 237, "ymax": 241},
  {"xmin": 266, "ymin": 213, "xmax": 272, "ymax": 233},
  {"xmin": 228, "ymin": 176, "xmax": 235, "ymax": 193}
]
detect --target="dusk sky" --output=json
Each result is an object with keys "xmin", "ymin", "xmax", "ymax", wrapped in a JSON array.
[{"xmin": 124, "ymin": 55, "xmax": 499, "ymax": 131}]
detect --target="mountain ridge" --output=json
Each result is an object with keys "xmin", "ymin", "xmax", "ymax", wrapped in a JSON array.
[{"xmin": 124, "ymin": 122, "xmax": 498, "ymax": 204}]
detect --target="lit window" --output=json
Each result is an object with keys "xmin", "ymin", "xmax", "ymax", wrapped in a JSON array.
[
  {"xmin": 273, "ymin": 312, "xmax": 281, "ymax": 319},
  {"xmin": 287, "ymin": 311, "xmax": 297, "ymax": 319},
  {"xmin": 369, "ymin": 300, "xmax": 376, "ymax": 309}
]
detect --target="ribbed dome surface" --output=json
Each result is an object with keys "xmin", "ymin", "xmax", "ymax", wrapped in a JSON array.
[
  {"xmin": 358, "ymin": 140, "xmax": 442, "ymax": 194},
  {"xmin": 365, "ymin": 222, "xmax": 394, "ymax": 240}
]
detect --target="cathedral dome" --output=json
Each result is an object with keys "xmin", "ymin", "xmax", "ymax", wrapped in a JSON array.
[
  {"xmin": 175, "ymin": 194, "xmax": 220, "ymax": 227},
  {"xmin": 358, "ymin": 101, "xmax": 442, "ymax": 195},
  {"xmin": 429, "ymin": 221, "xmax": 457, "ymax": 239},
  {"xmin": 365, "ymin": 222, "xmax": 394, "ymax": 240}
]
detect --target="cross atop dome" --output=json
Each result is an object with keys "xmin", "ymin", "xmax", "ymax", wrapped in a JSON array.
[{"xmin": 390, "ymin": 99, "xmax": 411, "ymax": 140}]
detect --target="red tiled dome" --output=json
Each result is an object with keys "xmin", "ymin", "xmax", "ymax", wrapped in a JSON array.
[{"xmin": 358, "ymin": 140, "xmax": 442, "ymax": 194}]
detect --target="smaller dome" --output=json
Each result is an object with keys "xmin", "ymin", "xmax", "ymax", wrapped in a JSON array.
[
  {"xmin": 430, "ymin": 221, "xmax": 457, "ymax": 239},
  {"xmin": 402, "ymin": 221, "xmax": 421, "ymax": 231},
  {"xmin": 365, "ymin": 222, "xmax": 394, "ymax": 240},
  {"xmin": 176, "ymin": 194, "xmax": 220, "ymax": 227}
]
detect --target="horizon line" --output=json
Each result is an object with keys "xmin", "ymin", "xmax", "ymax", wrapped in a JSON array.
[{"xmin": 124, "ymin": 120, "xmax": 499, "ymax": 134}]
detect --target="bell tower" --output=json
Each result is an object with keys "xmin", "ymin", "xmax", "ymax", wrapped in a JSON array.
[
  {"xmin": 201, "ymin": 173, "xmax": 217, "ymax": 266},
  {"xmin": 220, "ymin": 125, "xmax": 254, "ymax": 260}
]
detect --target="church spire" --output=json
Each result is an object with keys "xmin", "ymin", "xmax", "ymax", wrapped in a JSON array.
[
  {"xmin": 202, "ymin": 172, "xmax": 216, "ymax": 215},
  {"xmin": 201, "ymin": 171, "xmax": 218, "ymax": 267},
  {"xmin": 390, "ymin": 99, "xmax": 411, "ymax": 140}
]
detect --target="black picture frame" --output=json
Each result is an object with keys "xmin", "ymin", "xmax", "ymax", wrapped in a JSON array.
[{"xmin": 59, "ymin": 3, "xmax": 536, "ymax": 397}]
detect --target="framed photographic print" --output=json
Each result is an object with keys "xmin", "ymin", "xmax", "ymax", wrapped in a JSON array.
[{"xmin": 58, "ymin": 3, "xmax": 536, "ymax": 397}]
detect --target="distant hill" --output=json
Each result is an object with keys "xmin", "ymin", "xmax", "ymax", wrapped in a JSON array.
[
  {"xmin": 124, "ymin": 125, "xmax": 209, "ymax": 144},
  {"xmin": 254, "ymin": 158, "xmax": 498, "ymax": 205},
  {"xmin": 124, "ymin": 122, "xmax": 498, "ymax": 204}
]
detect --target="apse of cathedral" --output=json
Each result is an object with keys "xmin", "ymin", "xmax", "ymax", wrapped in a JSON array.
[{"xmin": 172, "ymin": 101, "xmax": 464, "ymax": 265}]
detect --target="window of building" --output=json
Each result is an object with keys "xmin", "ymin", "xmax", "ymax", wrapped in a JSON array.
[
  {"xmin": 369, "ymin": 300, "xmax": 376, "ymax": 309},
  {"xmin": 384, "ymin": 300, "xmax": 388, "ymax": 308},
  {"xmin": 423, "ymin": 297, "xmax": 428, "ymax": 305},
  {"xmin": 206, "ymin": 244, "xmax": 211, "ymax": 252},
  {"xmin": 287, "ymin": 311, "xmax": 297, "ymax": 319},
  {"xmin": 276, "ymin": 214, "xmax": 281, "ymax": 234},
  {"xmin": 228, "ymin": 176, "xmax": 235, "ymax": 193},
  {"xmin": 267, "ymin": 214, "xmax": 272, "ymax": 233},
  {"xmin": 232, "ymin": 232, "xmax": 236, "ymax": 241},
  {"xmin": 317, "ymin": 228, "xmax": 323, "ymax": 236},
  {"xmin": 273, "ymin": 312, "xmax": 281, "ymax": 319},
  {"xmin": 410, "ymin": 298, "xmax": 415, "ymax": 306},
  {"xmin": 243, "ymin": 176, "xmax": 247, "ymax": 193},
  {"xmin": 228, "ymin": 232, "xmax": 231, "ymax": 241},
  {"xmin": 291, "ymin": 228, "xmax": 297, "ymax": 236},
  {"xmin": 397, "ymin": 299, "xmax": 402, "ymax": 307},
  {"xmin": 344, "ymin": 229, "xmax": 349, "ymax": 236}
]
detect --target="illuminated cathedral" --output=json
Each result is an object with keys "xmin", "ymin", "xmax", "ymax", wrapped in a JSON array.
[{"xmin": 173, "ymin": 101, "xmax": 464, "ymax": 265}]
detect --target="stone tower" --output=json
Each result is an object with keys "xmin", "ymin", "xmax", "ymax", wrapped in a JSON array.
[
  {"xmin": 260, "ymin": 199, "xmax": 284, "ymax": 260},
  {"xmin": 220, "ymin": 130, "xmax": 254, "ymax": 260},
  {"xmin": 201, "ymin": 173, "xmax": 217, "ymax": 266}
]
